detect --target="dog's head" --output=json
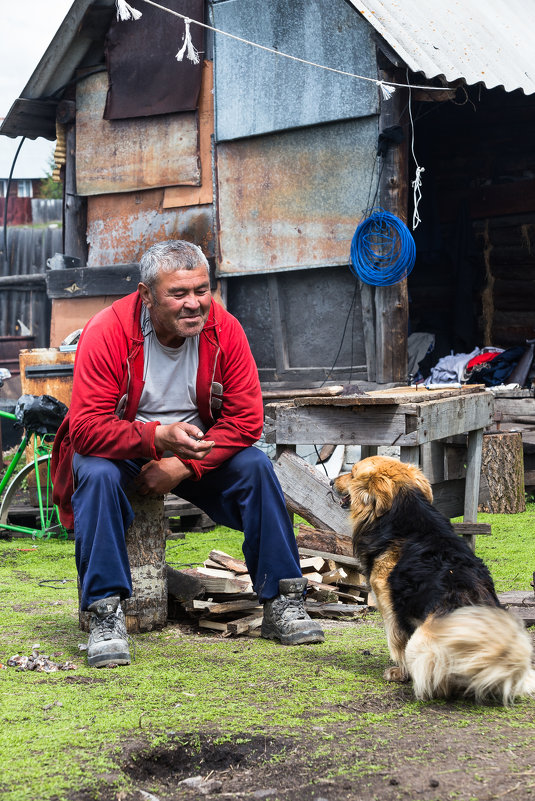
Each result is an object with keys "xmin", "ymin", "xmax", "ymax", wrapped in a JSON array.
[{"xmin": 332, "ymin": 455, "xmax": 433, "ymax": 534}]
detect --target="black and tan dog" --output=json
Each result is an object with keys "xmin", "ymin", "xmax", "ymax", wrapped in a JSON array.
[{"xmin": 332, "ymin": 455, "xmax": 535, "ymax": 704}]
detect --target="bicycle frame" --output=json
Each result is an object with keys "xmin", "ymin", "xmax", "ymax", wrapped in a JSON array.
[{"xmin": 0, "ymin": 408, "xmax": 68, "ymax": 540}]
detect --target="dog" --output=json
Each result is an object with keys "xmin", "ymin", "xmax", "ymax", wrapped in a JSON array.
[{"xmin": 332, "ymin": 455, "xmax": 535, "ymax": 704}]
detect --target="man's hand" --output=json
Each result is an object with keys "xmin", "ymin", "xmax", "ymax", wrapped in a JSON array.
[
  {"xmin": 154, "ymin": 421, "xmax": 214, "ymax": 460},
  {"xmin": 135, "ymin": 458, "xmax": 194, "ymax": 496}
]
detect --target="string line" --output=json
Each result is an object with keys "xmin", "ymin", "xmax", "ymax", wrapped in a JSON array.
[{"xmin": 138, "ymin": 0, "xmax": 449, "ymax": 93}]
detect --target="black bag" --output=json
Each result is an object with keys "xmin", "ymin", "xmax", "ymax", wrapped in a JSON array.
[{"xmin": 14, "ymin": 394, "xmax": 68, "ymax": 435}]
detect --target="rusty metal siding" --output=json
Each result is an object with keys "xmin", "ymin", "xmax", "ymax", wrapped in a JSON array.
[
  {"xmin": 0, "ymin": 227, "xmax": 62, "ymax": 346},
  {"xmin": 213, "ymin": 0, "xmax": 379, "ymax": 142},
  {"xmin": 86, "ymin": 190, "xmax": 215, "ymax": 266},
  {"xmin": 76, "ymin": 72, "xmax": 200, "ymax": 196},
  {"xmin": 216, "ymin": 115, "xmax": 378, "ymax": 276}
]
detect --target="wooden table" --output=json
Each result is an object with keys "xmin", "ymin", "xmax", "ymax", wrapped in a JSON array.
[{"xmin": 265, "ymin": 386, "xmax": 494, "ymax": 547}]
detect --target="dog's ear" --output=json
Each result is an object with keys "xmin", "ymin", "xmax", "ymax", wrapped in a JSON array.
[
  {"xmin": 367, "ymin": 473, "xmax": 396, "ymax": 517},
  {"xmin": 404, "ymin": 464, "xmax": 433, "ymax": 503},
  {"xmin": 354, "ymin": 464, "xmax": 396, "ymax": 518}
]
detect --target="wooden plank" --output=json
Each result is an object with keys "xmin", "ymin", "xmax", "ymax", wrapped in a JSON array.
[
  {"xmin": 293, "ymin": 385, "xmax": 485, "ymax": 406},
  {"xmin": 452, "ymin": 523, "xmax": 491, "ymax": 537},
  {"xmin": 208, "ymin": 550, "xmax": 249, "ymax": 574},
  {"xmin": 198, "ymin": 599, "xmax": 260, "ymax": 615},
  {"xmin": 273, "ymin": 450, "xmax": 353, "ymax": 535},
  {"xmin": 298, "ymin": 548, "xmax": 361, "ymax": 569},
  {"xmin": 46, "ymin": 265, "xmax": 140, "ymax": 299},
  {"xmin": 305, "ymin": 601, "xmax": 367, "ymax": 618},
  {"xmin": 183, "ymin": 568, "xmax": 253, "ymax": 595},
  {"xmin": 266, "ymin": 404, "xmax": 413, "ymax": 446},
  {"xmin": 227, "ymin": 613, "xmax": 263, "ymax": 636},
  {"xmin": 415, "ymin": 393, "xmax": 494, "ymax": 441},
  {"xmin": 299, "ymin": 556, "xmax": 327, "ymax": 573}
]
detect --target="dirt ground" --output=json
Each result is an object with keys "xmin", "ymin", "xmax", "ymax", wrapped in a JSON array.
[{"xmin": 68, "ymin": 622, "xmax": 535, "ymax": 801}]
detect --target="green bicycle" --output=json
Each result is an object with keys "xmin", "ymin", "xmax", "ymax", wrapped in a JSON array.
[{"xmin": 0, "ymin": 396, "xmax": 69, "ymax": 540}]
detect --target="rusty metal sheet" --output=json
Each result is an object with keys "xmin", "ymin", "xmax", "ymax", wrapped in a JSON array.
[
  {"xmin": 213, "ymin": 0, "xmax": 378, "ymax": 142},
  {"xmin": 87, "ymin": 190, "xmax": 215, "ymax": 265},
  {"xmin": 216, "ymin": 116, "xmax": 378, "ymax": 275},
  {"xmin": 76, "ymin": 72, "xmax": 200, "ymax": 196}
]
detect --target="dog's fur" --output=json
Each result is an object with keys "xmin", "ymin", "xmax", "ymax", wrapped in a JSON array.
[{"xmin": 332, "ymin": 455, "xmax": 535, "ymax": 704}]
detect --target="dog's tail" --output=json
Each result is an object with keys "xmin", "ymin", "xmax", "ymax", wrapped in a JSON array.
[{"xmin": 405, "ymin": 606, "xmax": 535, "ymax": 705}]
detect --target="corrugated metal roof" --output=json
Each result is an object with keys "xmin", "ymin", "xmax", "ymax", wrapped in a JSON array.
[{"xmin": 349, "ymin": 0, "xmax": 535, "ymax": 94}]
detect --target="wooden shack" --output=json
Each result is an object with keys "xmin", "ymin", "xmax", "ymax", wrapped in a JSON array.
[{"xmin": 1, "ymin": 0, "xmax": 534, "ymax": 390}]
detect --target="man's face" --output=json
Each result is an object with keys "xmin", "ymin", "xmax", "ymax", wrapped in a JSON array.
[{"xmin": 138, "ymin": 265, "xmax": 211, "ymax": 347}]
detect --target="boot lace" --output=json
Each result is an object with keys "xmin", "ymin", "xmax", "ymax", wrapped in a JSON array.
[{"xmin": 272, "ymin": 595, "xmax": 307, "ymax": 622}]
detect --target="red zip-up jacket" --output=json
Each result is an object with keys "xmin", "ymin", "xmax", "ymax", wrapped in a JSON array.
[{"xmin": 51, "ymin": 292, "xmax": 264, "ymax": 529}]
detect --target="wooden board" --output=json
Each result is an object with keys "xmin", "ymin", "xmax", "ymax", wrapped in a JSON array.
[
  {"xmin": 273, "ymin": 449, "xmax": 353, "ymax": 535},
  {"xmin": 267, "ymin": 392, "xmax": 493, "ymax": 447},
  {"xmin": 293, "ymin": 385, "xmax": 486, "ymax": 407}
]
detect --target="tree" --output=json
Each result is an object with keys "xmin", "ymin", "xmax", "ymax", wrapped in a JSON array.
[{"xmin": 40, "ymin": 155, "xmax": 63, "ymax": 199}]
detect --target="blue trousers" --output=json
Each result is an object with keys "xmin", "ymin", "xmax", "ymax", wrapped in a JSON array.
[{"xmin": 72, "ymin": 447, "xmax": 302, "ymax": 610}]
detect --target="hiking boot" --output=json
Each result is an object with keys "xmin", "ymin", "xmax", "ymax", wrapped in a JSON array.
[
  {"xmin": 87, "ymin": 596, "xmax": 130, "ymax": 668},
  {"xmin": 261, "ymin": 578, "xmax": 325, "ymax": 645}
]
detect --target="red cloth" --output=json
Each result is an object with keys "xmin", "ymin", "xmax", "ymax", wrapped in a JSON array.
[
  {"xmin": 51, "ymin": 293, "xmax": 264, "ymax": 529},
  {"xmin": 466, "ymin": 351, "xmax": 501, "ymax": 371}
]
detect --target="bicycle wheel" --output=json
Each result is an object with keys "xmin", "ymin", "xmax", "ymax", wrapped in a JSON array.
[{"xmin": 0, "ymin": 455, "xmax": 66, "ymax": 539}]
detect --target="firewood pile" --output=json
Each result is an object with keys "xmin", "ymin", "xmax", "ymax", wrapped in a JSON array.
[{"xmin": 167, "ymin": 525, "xmax": 372, "ymax": 637}]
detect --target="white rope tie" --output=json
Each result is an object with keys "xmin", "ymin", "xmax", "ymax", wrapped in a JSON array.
[
  {"xmin": 378, "ymin": 81, "xmax": 396, "ymax": 101},
  {"xmin": 115, "ymin": 0, "xmax": 142, "ymax": 21},
  {"xmin": 176, "ymin": 17, "xmax": 200, "ymax": 64}
]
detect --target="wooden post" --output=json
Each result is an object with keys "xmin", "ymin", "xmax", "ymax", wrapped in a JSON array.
[
  {"xmin": 463, "ymin": 428, "xmax": 484, "ymax": 550},
  {"xmin": 376, "ymin": 68, "xmax": 409, "ymax": 384},
  {"xmin": 79, "ymin": 494, "xmax": 168, "ymax": 633}
]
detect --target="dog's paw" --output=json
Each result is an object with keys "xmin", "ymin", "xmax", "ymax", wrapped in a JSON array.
[{"xmin": 383, "ymin": 666, "xmax": 409, "ymax": 683}]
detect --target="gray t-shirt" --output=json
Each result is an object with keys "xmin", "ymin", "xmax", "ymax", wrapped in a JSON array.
[{"xmin": 135, "ymin": 306, "xmax": 205, "ymax": 432}]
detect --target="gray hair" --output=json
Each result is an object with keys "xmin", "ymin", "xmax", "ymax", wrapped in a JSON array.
[{"xmin": 139, "ymin": 240, "xmax": 209, "ymax": 289}]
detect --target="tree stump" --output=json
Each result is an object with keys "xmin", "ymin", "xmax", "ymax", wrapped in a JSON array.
[
  {"xmin": 79, "ymin": 494, "xmax": 168, "ymax": 633},
  {"xmin": 478, "ymin": 432, "xmax": 525, "ymax": 514}
]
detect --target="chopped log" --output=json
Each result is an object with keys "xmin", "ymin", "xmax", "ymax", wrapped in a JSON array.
[
  {"xmin": 321, "ymin": 567, "xmax": 348, "ymax": 585},
  {"xmin": 299, "ymin": 556, "xmax": 327, "ymax": 572},
  {"xmin": 297, "ymin": 525, "xmax": 353, "ymax": 556},
  {"xmin": 302, "ymin": 571, "xmax": 324, "ymax": 585},
  {"xmin": 478, "ymin": 432, "xmax": 526, "ymax": 514},
  {"xmin": 227, "ymin": 613, "xmax": 263, "ymax": 635},
  {"xmin": 183, "ymin": 567, "xmax": 253, "ymax": 595},
  {"xmin": 192, "ymin": 598, "xmax": 261, "ymax": 615},
  {"xmin": 208, "ymin": 549, "xmax": 249, "ymax": 574},
  {"xmin": 306, "ymin": 601, "xmax": 368, "ymax": 618},
  {"xmin": 298, "ymin": 546, "xmax": 362, "ymax": 569},
  {"xmin": 198, "ymin": 619, "xmax": 230, "ymax": 632}
]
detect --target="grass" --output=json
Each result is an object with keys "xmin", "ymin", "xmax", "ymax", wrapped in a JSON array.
[{"xmin": 0, "ymin": 505, "xmax": 534, "ymax": 800}]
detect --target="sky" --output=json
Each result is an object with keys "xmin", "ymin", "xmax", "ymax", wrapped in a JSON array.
[{"xmin": 0, "ymin": 1, "xmax": 74, "ymax": 178}]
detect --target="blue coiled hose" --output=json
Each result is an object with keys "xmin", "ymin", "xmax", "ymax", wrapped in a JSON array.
[{"xmin": 350, "ymin": 209, "xmax": 416, "ymax": 286}]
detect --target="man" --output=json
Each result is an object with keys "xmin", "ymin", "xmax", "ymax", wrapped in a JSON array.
[{"xmin": 52, "ymin": 240, "xmax": 324, "ymax": 667}]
